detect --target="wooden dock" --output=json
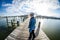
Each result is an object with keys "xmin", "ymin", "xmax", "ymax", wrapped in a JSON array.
[{"xmin": 5, "ymin": 18, "xmax": 50, "ymax": 40}]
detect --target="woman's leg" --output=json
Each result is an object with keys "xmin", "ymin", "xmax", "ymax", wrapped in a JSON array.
[
  {"xmin": 32, "ymin": 30, "xmax": 35, "ymax": 40},
  {"xmin": 28, "ymin": 32, "xmax": 32, "ymax": 40}
]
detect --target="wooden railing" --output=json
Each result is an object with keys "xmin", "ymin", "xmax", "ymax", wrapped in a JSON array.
[{"xmin": 0, "ymin": 15, "xmax": 28, "ymax": 27}]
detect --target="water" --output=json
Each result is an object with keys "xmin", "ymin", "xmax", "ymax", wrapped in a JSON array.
[
  {"xmin": 42, "ymin": 19, "xmax": 60, "ymax": 40},
  {"xmin": 0, "ymin": 18, "xmax": 60, "ymax": 40},
  {"xmin": 0, "ymin": 18, "xmax": 7, "ymax": 28}
]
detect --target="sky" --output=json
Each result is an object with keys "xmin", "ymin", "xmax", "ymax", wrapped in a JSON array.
[{"xmin": 0, "ymin": 0, "xmax": 60, "ymax": 17}]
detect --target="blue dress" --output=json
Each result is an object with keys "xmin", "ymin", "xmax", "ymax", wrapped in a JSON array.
[{"xmin": 28, "ymin": 17, "xmax": 36, "ymax": 32}]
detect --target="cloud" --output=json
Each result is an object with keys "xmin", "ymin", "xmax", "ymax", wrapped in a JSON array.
[
  {"xmin": 3, "ymin": 0, "xmax": 30, "ymax": 16},
  {"xmin": 2, "ymin": 0, "xmax": 60, "ymax": 17}
]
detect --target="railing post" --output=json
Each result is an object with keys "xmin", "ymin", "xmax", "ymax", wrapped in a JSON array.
[
  {"xmin": 35, "ymin": 22, "xmax": 41, "ymax": 37},
  {"xmin": 11, "ymin": 20, "xmax": 13, "ymax": 27},
  {"xmin": 6, "ymin": 16, "xmax": 8, "ymax": 27},
  {"xmin": 17, "ymin": 21, "xmax": 19, "ymax": 26}
]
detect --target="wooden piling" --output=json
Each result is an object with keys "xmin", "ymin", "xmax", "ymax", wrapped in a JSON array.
[{"xmin": 6, "ymin": 16, "xmax": 9, "ymax": 27}]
